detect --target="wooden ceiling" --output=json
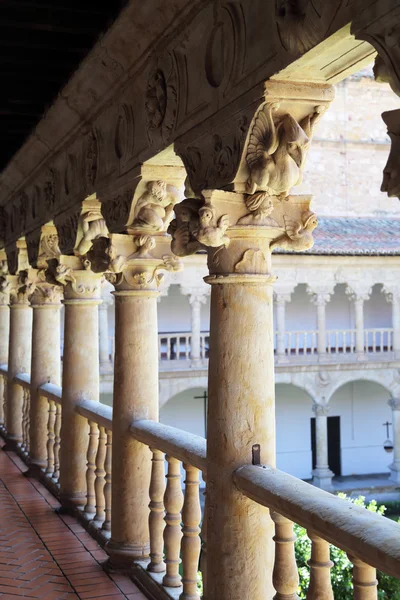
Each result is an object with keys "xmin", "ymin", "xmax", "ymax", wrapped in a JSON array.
[{"xmin": 0, "ymin": 0, "xmax": 127, "ymax": 172}]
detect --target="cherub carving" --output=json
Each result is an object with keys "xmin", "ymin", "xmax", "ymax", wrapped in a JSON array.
[
  {"xmin": 270, "ymin": 211, "xmax": 318, "ymax": 252},
  {"xmin": 238, "ymin": 192, "xmax": 280, "ymax": 226},
  {"xmin": 246, "ymin": 102, "xmax": 324, "ymax": 198},
  {"xmin": 76, "ymin": 209, "xmax": 108, "ymax": 256},
  {"xmin": 131, "ymin": 181, "xmax": 180, "ymax": 233},
  {"xmin": 193, "ymin": 203, "xmax": 230, "ymax": 248},
  {"xmin": 167, "ymin": 198, "xmax": 204, "ymax": 256}
]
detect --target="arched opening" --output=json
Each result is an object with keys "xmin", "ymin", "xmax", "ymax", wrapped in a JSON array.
[
  {"xmin": 160, "ymin": 386, "xmax": 207, "ymax": 438},
  {"xmin": 276, "ymin": 384, "xmax": 314, "ymax": 480},
  {"xmin": 364, "ymin": 283, "xmax": 392, "ymax": 351},
  {"xmin": 329, "ymin": 379, "xmax": 392, "ymax": 476}
]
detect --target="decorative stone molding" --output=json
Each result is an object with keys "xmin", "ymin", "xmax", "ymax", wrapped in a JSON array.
[{"xmin": 312, "ymin": 403, "xmax": 330, "ymax": 417}]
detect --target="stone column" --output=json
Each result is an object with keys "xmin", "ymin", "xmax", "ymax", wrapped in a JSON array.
[
  {"xmin": 383, "ymin": 287, "xmax": 400, "ymax": 357},
  {"xmin": 28, "ymin": 274, "xmax": 63, "ymax": 474},
  {"xmin": 99, "ymin": 296, "xmax": 113, "ymax": 374},
  {"xmin": 54, "ymin": 258, "xmax": 102, "ymax": 508},
  {"xmin": 346, "ymin": 287, "xmax": 370, "ymax": 359},
  {"xmin": 388, "ymin": 398, "xmax": 400, "ymax": 484},
  {"xmin": 6, "ymin": 274, "xmax": 32, "ymax": 447},
  {"xmin": 311, "ymin": 292, "xmax": 331, "ymax": 358},
  {"xmin": 0, "ymin": 270, "xmax": 10, "ymax": 432},
  {"xmin": 103, "ymin": 233, "xmax": 176, "ymax": 569},
  {"xmin": 181, "ymin": 287, "xmax": 208, "ymax": 364},
  {"xmin": 312, "ymin": 403, "xmax": 334, "ymax": 491},
  {"xmin": 274, "ymin": 293, "xmax": 291, "ymax": 362}
]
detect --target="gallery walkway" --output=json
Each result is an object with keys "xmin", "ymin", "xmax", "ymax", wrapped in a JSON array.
[{"xmin": 0, "ymin": 444, "xmax": 147, "ymax": 600}]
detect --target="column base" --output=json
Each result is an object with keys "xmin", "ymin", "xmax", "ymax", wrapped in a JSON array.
[
  {"xmin": 389, "ymin": 465, "xmax": 400, "ymax": 485},
  {"xmin": 25, "ymin": 457, "xmax": 47, "ymax": 478},
  {"xmin": 105, "ymin": 539, "xmax": 150, "ymax": 572},
  {"xmin": 58, "ymin": 491, "xmax": 86, "ymax": 512},
  {"xmin": 312, "ymin": 468, "xmax": 334, "ymax": 491}
]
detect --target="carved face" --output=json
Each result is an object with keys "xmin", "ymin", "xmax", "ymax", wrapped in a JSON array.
[
  {"xmin": 151, "ymin": 180, "xmax": 167, "ymax": 201},
  {"xmin": 199, "ymin": 208, "xmax": 213, "ymax": 226},
  {"xmin": 306, "ymin": 216, "xmax": 318, "ymax": 231},
  {"xmin": 177, "ymin": 207, "xmax": 191, "ymax": 223},
  {"xmin": 281, "ymin": 114, "xmax": 310, "ymax": 167}
]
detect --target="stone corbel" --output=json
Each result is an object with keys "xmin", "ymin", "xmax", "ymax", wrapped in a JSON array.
[{"xmin": 100, "ymin": 160, "xmax": 186, "ymax": 235}]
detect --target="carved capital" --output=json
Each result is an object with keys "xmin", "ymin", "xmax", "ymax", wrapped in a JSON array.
[
  {"xmin": 27, "ymin": 269, "xmax": 63, "ymax": 306},
  {"xmin": 8, "ymin": 271, "xmax": 35, "ymax": 306},
  {"xmin": 46, "ymin": 256, "xmax": 102, "ymax": 301},
  {"xmin": 89, "ymin": 232, "xmax": 183, "ymax": 294},
  {"xmin": 312, "ymin": 403, "xmax": 330, "ymax": 417},
  {"xmin": 274, "ymin": 292, "xmax": 292, "ymax": 305},
  {"xmin": 389, "ymin": 397, "xmax": 400, "ymax": 411},
  {"xmin": 180, "ymin": 287, "xmax": 209, "ymax": 306},
  {"xmin": 345, "ymin": 285, "xmax": 371, "ymax": 303},
  {"xmin": 307, "ymin": 287, "xmax": 331, "ymax": 306}
]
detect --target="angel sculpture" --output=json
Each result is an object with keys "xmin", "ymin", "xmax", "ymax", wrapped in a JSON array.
[
  {"xmin": 270, "ymin": 211, "xmax": 318, "ymax": 252},
  {"xmin": 193, "ymin": 203, "xmax": 230, "ymax": 248},
  {"xmin": 246, "ymin": 102, "xmax": 324, "ymax": 198}
]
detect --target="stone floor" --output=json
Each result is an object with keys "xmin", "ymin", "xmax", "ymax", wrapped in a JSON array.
[
  {"xmin": 332, "ymin": 472, "xmax": 400, "ymax": 501},
  {"xmin": 0, "ymin": 445, "xmax": 148, "ymax": 599}
]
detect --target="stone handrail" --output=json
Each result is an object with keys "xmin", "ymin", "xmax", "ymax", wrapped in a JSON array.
[
  {"xmin": 130, "ymin": 419, "xmax": 207, "ymax": 475},
  {"xmin": 38, "ymin": 382, "xmax": 62, "ymax": 405},
  {"xmin": 234, "ymin": 464, "xmax": 400, "ymax": 579},
  {"xmin": 13, "ymin": 372, "xmax": 31, "ymax": 389},
  {"xmin": 76, "ymin": 399, "xmax": 113, "ymax": 431},
  {"xmin": 364, "ymin": 328, "xmax": 393, "ymax": 353}
]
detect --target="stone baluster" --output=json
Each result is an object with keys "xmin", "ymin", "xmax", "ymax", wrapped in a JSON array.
[
  {"xmin": 84, "ymin": 421, "xmax": 99, "ymax": 516},
  {"xmin": 102, "ymin": 429, "xmax": 112, "ymax": 533},
  {"xmin": 46, "ymin": 400, "xmax": 56, "ymax": 476},
  {"xmin": 271, "ymin": 512, "xmax": 299, "ymax": 600},
  {"xmin": 388, "ymin": 397, "xmax": 400, "ymax": 484},
  {"xmin": 163, "ymin": 456, "xmax": 184, "ymax": 587},
  {"xmin": 22, "ymin": 388, "xmax": 30, "ymax": 455},
  {"xmin": 346, "ymin": 286, "xmax": 370, "ymax": 359},
  {"xmin": 274, "ymin": 292, "xmax": 291, "ymax": 362},
  {"xmin": 312, "ymin": 403, "xmax": 334, "ymax": 490},
  {"xmin": 0, "ymin": 253, "xmax": 10, "ymax": 433},
  {"xmin": 350, "ymin": 556, "xmax": 378, "ymax": 600},
  {"xmin": 50, "ymin": 255, "xmax": 102, "ymax": 509},
  {"xmin": 180, "ymin": 464, "xmax": 202, "ymax": 600},
  {"xmin": 28, "ymin": 255, "xmax": 63, "ymax": 475},
  {"xmin": 147, "ymin": 448, "xmax": 166, "ymax": 573},
  {"xmin": 53, "ymin": 403, "xmax": 61, "ymax": 481},
  {"xmin": 6, "ymin": 261, "xmax": 33, "ymax": 449},
  {"xmin": 93, "ymin": 426, "xmax": 107, "ymax": 525},
  {"xmin": 306, "ymin": 531, "xmax": 333, "ymax": 599}
]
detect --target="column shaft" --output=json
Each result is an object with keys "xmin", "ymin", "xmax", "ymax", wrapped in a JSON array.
[
  {"xmin": 354, "ymin": 298, "xmax": 365, "ymax": 355},
  {"xmin": 190, "ymin": 299, "xmax": 201, "ymax": 361},
  {"xmin": 312, "ymin": 404, "xmax": 333, "ymax": 491},
  {"xmin": 107, "ymin": 292, "xmax": 159, "ymax": 566},
  {"xmin": 275, "ymin": 298, "xmax": 286, "ymax": 359},
  {"xmin": 7, "ymin": 305, "xmax": 32, "ymax": 443},
  {"xmin": 317, "ymin": 301, "xmax": 327, "ymax": 356},
  {"xmin": 29, "ymin": 302, "xmax": 61, "ymax": 470},
  {"xmin": 99, "ymin": 304, "xmax": 110, "ymax": 366},
  {"xmin": 389, "ymin": 399, "xmax": 400, "ymax": 483},
  {"xmin": 59, "ymin": 298, "xmax": 100, "ymax": 506},
  {"xmin": 0, "ymin": 304, "xmax": 10, "ymax": 429},
  {"xmin": 206, "ymin": 280, "xmax": 275, "ymax": 599}
]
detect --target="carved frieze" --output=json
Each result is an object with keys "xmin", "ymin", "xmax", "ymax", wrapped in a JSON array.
[
  {"xmin": 145, "ymin": 52, "xmax": 178, "ymax": 145},
  {"xmin": 84, "ymin": 130, "xmax": 99, "ymax": 191}
]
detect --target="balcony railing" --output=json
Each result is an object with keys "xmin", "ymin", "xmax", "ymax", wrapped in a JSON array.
[{"xmin": 4, "ymin": 372, "xmax": 400, "ymax": 599}]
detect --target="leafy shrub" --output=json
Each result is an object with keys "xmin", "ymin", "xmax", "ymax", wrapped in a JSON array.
[{"xmin": 295, "ymin": 494, "xmax": 400, "ymax": 599}]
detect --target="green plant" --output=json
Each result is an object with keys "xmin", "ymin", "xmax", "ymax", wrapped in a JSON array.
[{"xmin": 295, "ymin": 494, "xmax": 400, "ymax": 599}]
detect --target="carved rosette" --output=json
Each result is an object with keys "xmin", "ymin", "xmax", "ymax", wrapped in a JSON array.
[{"xmin": 145, "ymin": 52, "xmax": 178, "ymax": 145}]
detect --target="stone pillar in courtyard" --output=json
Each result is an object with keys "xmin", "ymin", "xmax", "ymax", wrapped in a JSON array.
[
  {"xmin": 383, "ymin": 285, "xmax": 400, "ymax": 358},
  {"xmin": 312, "ymin": 402, "xmax": 334, "ymax": 490},
  {"xmin": 181, "ymin": 286, "xmax": 209, "ymax": 364},
  {"xmin": 99, "ymin": 282, "xmax": 113, "ymax": 374},
  {"xmin": 0, "ymin": 253, "xmax": 10, "ymax": 433},
  {"xmin": 346, "ymin": 285, "xmax": 371, "ymax": 359},
  {"xmin": 98, "ymin": 171, "xmax": 186, "ymax": 568},
  {"xmin": 173, "ymin": 79, "xmax": 333, "ymax": 600},
  {"xmin": 25, "ymin": 226, "xmax": 63, "ymax": 474},
  {"xmin": 4, "ymin": 241, "xmax": 32, "ymax": 449},
  {"xmin": 49, "ymin": 199, "xmax": 106, "ymax": 508},
  {"xmin": 388, "ymin": 397, "xmax": 400, "ymax": 484},
  {"xmin": 307, "ymin": 285, "xmax": 334, "ymax": 359},
  {"xmin": 274, "ymin": 281, "xmax": 295, "ymax": 363}
]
